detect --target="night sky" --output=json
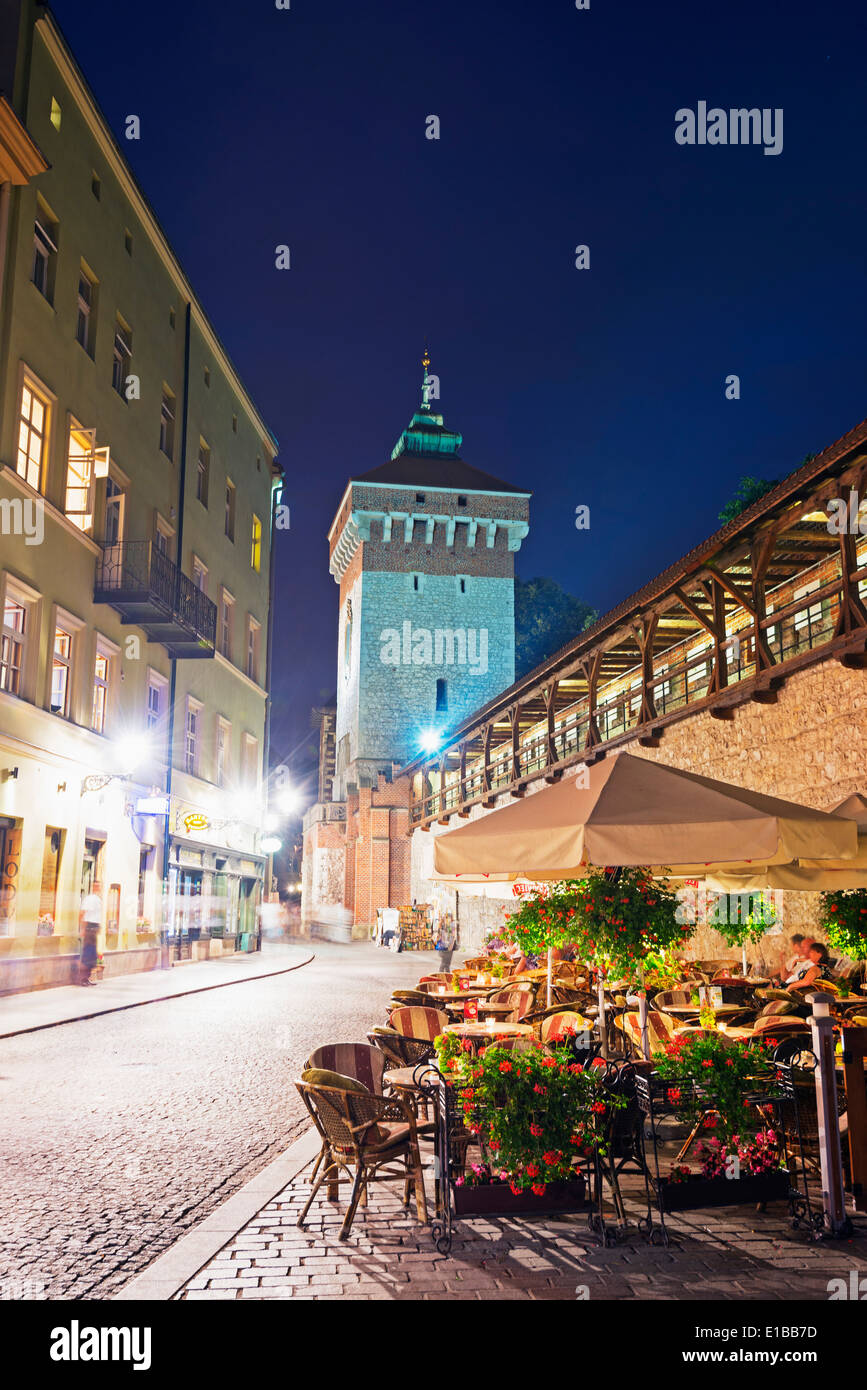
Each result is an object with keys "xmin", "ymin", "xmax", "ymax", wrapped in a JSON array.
[{"xmin": 52, "ymin": 0, "xmax": 867, "ymax": 801}]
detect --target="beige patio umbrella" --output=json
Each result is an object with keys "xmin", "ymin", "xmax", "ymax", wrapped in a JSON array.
[
  {"xmin": 705, "ymin": 793, "xmax": 867, "ymax": 892},
  {"xmin": 431, "ymin": 752, "xmax": 858, "ymax": 882},
  {"xmin": 431, "ymin": 753, "xmax": 858, "ymax": 1039}
]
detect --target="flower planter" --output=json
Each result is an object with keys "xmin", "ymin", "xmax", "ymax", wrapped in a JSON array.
[
  {"xmin": 453, "ymin": 1174, "xmax": 586, "ymax": 1217},
  {"xmin": 657, "ymin": 1169, "xmax": 789, "ymax": 1213}
]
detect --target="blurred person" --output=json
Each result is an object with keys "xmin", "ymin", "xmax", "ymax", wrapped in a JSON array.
[{"xmin": 79, "ymin": 890, "xmax": 101, "ymax": 986}]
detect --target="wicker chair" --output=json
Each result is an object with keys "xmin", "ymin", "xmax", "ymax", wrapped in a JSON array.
[
  {"xmin": 368, "ymin": 1027, "xmax": 436, "ymax": 1068},
  {"xmin": 389, "ymin": 1006, "xmax": 449, "ymax": 1040},
  {"xmin": 296, "ymin": 1078, "xmax": 427, "ymax": 1240},
  {"xmin": 617, "ymin": 1009, "xmax": 676, "ymax": 1056},
  {"xmin": 539, "ymin": 1010, "xmax": 593, "ymax": 1045},
  {"xmin": 486, "ymin": 987, "xmax": 536, "ymax": 1021},
  {"xmin": 305, "ymin": 1043, "xmax": 388, "ymax": 1095}
]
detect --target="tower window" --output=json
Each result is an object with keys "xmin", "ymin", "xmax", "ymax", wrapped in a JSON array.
[
  {"xmin": 436, "ymin": 679, "xmax": 448, "ymax": 712},
  {"xmin": 415, "ymin": 493, "xmax": 425, "ymax": 503},
  {"xmin": 411, "ymin": 573, "xmax": 424, "ymax": 594},
  {"xmin": 457, "ymin": 576, "xmax": 467, "ymax": 595},
  {"xmin": 457, "ymin": 495, "xmax": 467, "ymax": 507}
]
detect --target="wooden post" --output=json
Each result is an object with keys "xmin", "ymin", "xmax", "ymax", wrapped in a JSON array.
[
  {"xmin": 597, "ymin": 974, "xmax": 608, "ymax": 1059},
  {"xmin": 841, "ymin": 1023, "xmax": 867, "ymax": 1214},
  {"xmin": 808, "ymin": 992, "xmax": 848, "ymax": 1235}
]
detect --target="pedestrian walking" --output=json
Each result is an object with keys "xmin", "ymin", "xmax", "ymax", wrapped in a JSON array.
[
  {"xmin": 438, "ymin": 916, "xmax": 458, "ymax": 973},
  {"xmin": 79, "ymin": 891, "xmax": 101, "ymax": 986}
]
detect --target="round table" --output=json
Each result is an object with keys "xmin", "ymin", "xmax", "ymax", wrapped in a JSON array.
[
  {"xmin": 428, "ymin": 988, "xmax": 496, "ymax": 1004},
  {"xmin": 443, "ymin": 1020, "xmax": 535, "ymax": 1041}
]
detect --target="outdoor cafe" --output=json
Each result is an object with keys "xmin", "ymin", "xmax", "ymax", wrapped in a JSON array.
[{"xmin": 293, "ymin": 755, "xmax": 867, "ymax": 1251}]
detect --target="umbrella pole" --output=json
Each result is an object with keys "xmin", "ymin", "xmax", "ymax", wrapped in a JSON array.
[
  {"xmin": 597, "ymin": 973, "xmax": 608, "ymax": 1059},
  {"xmin": 638, "ymin": 967, "xmax": 650, "ymax": 1061},
  {"xmin": 742, "ymin": 943, "xmax": 748, "ymax": 976},
  {"xmin": 547, "ymin": 945, "xmax": 553, "ymax": 1010}
]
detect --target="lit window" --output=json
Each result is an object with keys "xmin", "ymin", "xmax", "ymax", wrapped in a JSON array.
[
  {"xmin": 192, "ymin": 557, "xmax": 208, "ymax": 594},
  {"xmin": 197, "ymin": 442, "xmax": 210, "ymax": 506},
  {"xmin": 251, "ymin": 515, "xmax": 262, "ymax": 572},
  {"xmin": 146, "ymin": 672, "xmax": 166, "ymax": 732},
  {"xmin": 112, "ymin": 320, "xmax": 132, "ymax": 396},
  {"xmin": 185, "ymin": 699, "xmax": 202, "ymax": 775},
  {"xmin": 76, "ymin": 267, "xmax": 96, "ymax": 354},
  {"xmin": 49, "ymin": 97, "xmax": 61, "ymax": 131},
  {"xmin": 91, "ymin": 650, "xmax": 110, "ymax": 733},
  {"xmin": 65, "ymin": 425, "xmax": 96, "ymax": 531},
  {"xmin": 159, "ymin": 391, "xmax": 175, "ymax": 459},
  {"xmin": 17, "ymin": 381, "xmax": 48, "ymax": 491},
  {"xmin": 241, "ymin": 732, "xmax": 258, "ymax": 784},
  {"xmin": 1, "ymin": 597, "xmax": 27, "ymax": 696},
  {"xmin": 51, "ymin": 627, "xmax": 72, "ymax": 716},
  {"xmin": 217, "ymin": 718, "xmax": 231, "ymax": 787},
  {"xmin": 225, "ymin": 480, "xmax": 235, "ymax": 541},
  {"xmin": 32, "ymin": 215, "xmax": 58, "ymax": 300}
]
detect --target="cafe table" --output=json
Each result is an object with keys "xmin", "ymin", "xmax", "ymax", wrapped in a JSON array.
[
  {"xmin": 443, "ymin": 1020, "xmax": 535, "ymax": 1043},
  {"xmin": 443, "ymin": 997, "xmax": 516, "ymax": 1020}
]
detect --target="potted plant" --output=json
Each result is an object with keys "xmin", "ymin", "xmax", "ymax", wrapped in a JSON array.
[
  {"xmin": 709, "ymin": 890, "xmax": 777, "ymax": 975},
  {"xmin": 651, "ymin": 1032, "xmax": 789, "ymax": 1210},
  {"xmin": 820, "ymin": 889, "xmax": 867, "ymax": 986},
  {"xmin": 433, "ymin": 1033, "xmax": 623, "ymax": 1215}
]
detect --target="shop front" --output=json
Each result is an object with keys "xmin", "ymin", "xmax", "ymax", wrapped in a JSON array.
[{"xmin": 166, "ymin": 798, "xmax": 266, "ymax": 961}]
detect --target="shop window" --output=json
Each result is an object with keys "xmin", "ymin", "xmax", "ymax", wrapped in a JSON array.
[
  {"xmin": 39, "ymin": 827, "xmax": 65, "ymax": 925},
  {"xmin": 0, "ymin": 820, "xmax": 23, "ymax": 937}
]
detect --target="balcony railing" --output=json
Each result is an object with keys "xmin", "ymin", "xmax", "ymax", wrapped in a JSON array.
[{"xmin": 94, "ymin": 542, "xmax": 217, "ymax": 659}]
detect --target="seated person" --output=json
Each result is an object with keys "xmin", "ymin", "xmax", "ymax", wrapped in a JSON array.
[
  {"xmin": 784, "ymin": 941, "xmax": 833, "ymax": 990},
  {"xmin": 784, "ymin": 933, "xmax": 807, "ymax": 976}
]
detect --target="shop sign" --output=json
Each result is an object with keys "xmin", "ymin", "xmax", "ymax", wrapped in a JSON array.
[{"xmin": 180, "ymin": 811, "xmax": 210, "ymax": 835}]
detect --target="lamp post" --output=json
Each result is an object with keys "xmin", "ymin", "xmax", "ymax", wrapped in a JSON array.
[{"xmin": 808, "ymin": 991, "xmax": 851, "ymax": 1236}]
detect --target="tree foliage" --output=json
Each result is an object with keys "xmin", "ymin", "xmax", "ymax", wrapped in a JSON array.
[{"xmin": 514, "ymin": 576, "xmax": 596, "ymax": 678}]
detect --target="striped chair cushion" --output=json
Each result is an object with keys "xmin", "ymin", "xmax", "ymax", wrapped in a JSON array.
[
  {"xmin": 540, "ymin": 1011, "xmax": 591, "ymax": 1044},
  {"xmin": 389, "ymin": 1006, "xmax": 449, "ymax": 1041},
  {"xmin": 760, "ymin": 1000, "xmax": 799, "ymax": 1016},
  {"xmin": 306, "ymin": 1043, "xmax": 387, "ymax": 1096},
  {"xmin": 488, "ymin": 988, "xmax": 536, "ymax": 1019},
  {"xmin": 621, "ymin": 1010, "xmax": 674, "ymax": 1053}
]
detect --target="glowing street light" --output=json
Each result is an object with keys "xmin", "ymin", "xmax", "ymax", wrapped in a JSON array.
[{"xmin": 418, "ymin": 727, "xmax": 443, "ymax": 754}]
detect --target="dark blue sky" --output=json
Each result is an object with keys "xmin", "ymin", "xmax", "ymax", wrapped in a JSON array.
[{"xmin": 52, "ymin": 0, "xmax": 867, "ymax": 789}]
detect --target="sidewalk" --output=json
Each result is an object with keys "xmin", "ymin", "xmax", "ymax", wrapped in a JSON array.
[
  {"xmin": 116, "ymin": 1129, "xmax": 867, "ymax": 1302},
  {"xmin": 0, "ymin": 941, "xmax": 314, "ymax": 1039}
]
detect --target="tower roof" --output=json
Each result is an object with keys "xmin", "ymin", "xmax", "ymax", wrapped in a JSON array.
[{"xmin": 351, "ymin": 351, "xmax": 530, "ymax": 497}]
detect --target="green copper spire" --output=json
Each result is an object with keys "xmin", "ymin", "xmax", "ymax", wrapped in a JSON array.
[{"xmin": 390, "ymin": 348, "xmax": 463, "ymax": 460}]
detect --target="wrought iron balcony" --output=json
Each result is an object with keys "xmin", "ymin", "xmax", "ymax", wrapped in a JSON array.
[{"xmin": 94, "ymin": 542, "xmax": 217, "ymax": 659}]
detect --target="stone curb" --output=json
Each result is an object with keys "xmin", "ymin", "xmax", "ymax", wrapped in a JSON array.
[
  {"xmin": 113, "ymin": 1128, "xmax": 321, "ymax": 1301},
  {"xmin": 0, "ymin": 951, "xmax": 316, "ymax": 1040}
]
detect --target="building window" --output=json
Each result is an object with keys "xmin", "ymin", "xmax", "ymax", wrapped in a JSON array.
[
  {"xmin": 343, "ymin": 599, "xmax": 352, "ymax": 678},
  {"xmin": 112, "ymin": 319, "xmax": 132, "ymax": 396},
  {"xmin": 65, "ymin": 424, "xmax": 96, "ymax": 531},
  {"xmin": 241, "ymin": 732, "xmax": 258, "ymax": 785},
  {"xmin": 104, "ymin": 477, "xmax": 124, "ymax": 547},
  {"xmin": 219, "ymin": 591, "xmax": 234, "ymax": 660},
  {"xmin": 32, "ymin": 211, "xmax": 58, "ymax": 301},
  {"xmin": 197, "ymin": 441, "xmax": 210, "ymax": 506},
  {"xmin": 457, "ymin": 495, "xmax": 467, "ymax": 507},
  {"xmin": 185, "ymin": 698, "xmax": 202, "ymax": 775},
  {"xmin": 17, "ymin": 379, "xmax": 49, "ymax": 491},
  {"xmin": 1, "ymin": 595, "xmax": 28, "ymax": 696},
  {"xmin": 203, "ymin": 366, "xmax": 210, "ymax": 388},
  {"xmin": 216, "ymin": 717, "xmax": 231, "ymax": 787},
  {"xmin": 76, "ymin": 266, "xmax": 96, "ymax": 354},
  {"xmin": 91, "ymin": 647, "xmax": 110, "ymax": 733},
  {"xmin": 436, "ymin": 678, "xmax": 448, "ymax": 712},
  {"xmin": 124, "ymin": 229, "xmax": 133, "ymax": 256},
  {"xmin": 137, "ymin": 846, "xmax": 153, "ymax": 918},
  {"xmin": 192, "ymin": 557, "xmax": 208, "ymax": 594},
  {"xmin": 232, "ymin": 413, "xmax": 238, "ymax": 433},
  {"xmin": 251, "ymin": 514, "xmax": 262, "ymax": 572},
  {"xmin": 457, "ymin": 576, "xmax": 467, "ymax": 595},
  {"xmin": 0, "ymin": 820, "xmax": 22, "ymax": 936},
  {"xmin": 91, "ymin": 171, "xmax": 101, "ymax": 199},
  {"xmin": 412, "ymin": 573, "xmax": 424, "ymax": 593},
  {"xmin": 49, "ymin": 97, "xmax": 62, "ymax": 131},
  {"xmin": 246, "ymin": 616, "xmax": 260, "ymax": 683},
  {"xmin": 50, "ymin": 626, "xmax": 72, "ymax": 716},
  {"xmin": 169, "ymin": 305, "xmax": 176, "ymax": 330},
  {"xmin": 225, "ymin": 479, "xmax": 235, "ymax": 540},
  {"xmin": 416, "ymin": 493, "xmax": 425, "ymax": 503},
  {"xmin": 146, "ymin": 670, "xmax": 167, "ymax": 732},
  {"xmin": 40, "ymin": 828, "xmax": 64, "ymax": 923},
  {"xmin": 159, "ymin": 390, "xmax": 175, "ymax": 459}
]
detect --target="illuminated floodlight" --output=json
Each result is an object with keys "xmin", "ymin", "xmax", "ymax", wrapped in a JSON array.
[
  {"xmin": 418, "ymin": 727, "xmax": 442, "ymax": 754},
  {"xmin": 276, "ymin": 786, "xmax": 301, "ymax": 816},
  {"xmin": 260, "ymin": 836, "xmax": 282, "ymax": 854},
  {"xmin": 118, "ymin": 733, "xmax": 151, "ymax": 774}
]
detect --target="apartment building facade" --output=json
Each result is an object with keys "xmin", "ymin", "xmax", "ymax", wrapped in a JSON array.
[{"xmin": 0, "ymin": 3, "xmax": 281, "ymax": 992}]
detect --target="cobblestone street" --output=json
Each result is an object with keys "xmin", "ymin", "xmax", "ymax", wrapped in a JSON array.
[{"xmin": 0, "ymin": 941, "xmax": 430, "ymax": 1299}]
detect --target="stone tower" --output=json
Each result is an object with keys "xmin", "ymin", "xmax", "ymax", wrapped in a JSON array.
[{"xmin": 327, "ymin": 354, "xmax": 530, "ymax": 799}]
